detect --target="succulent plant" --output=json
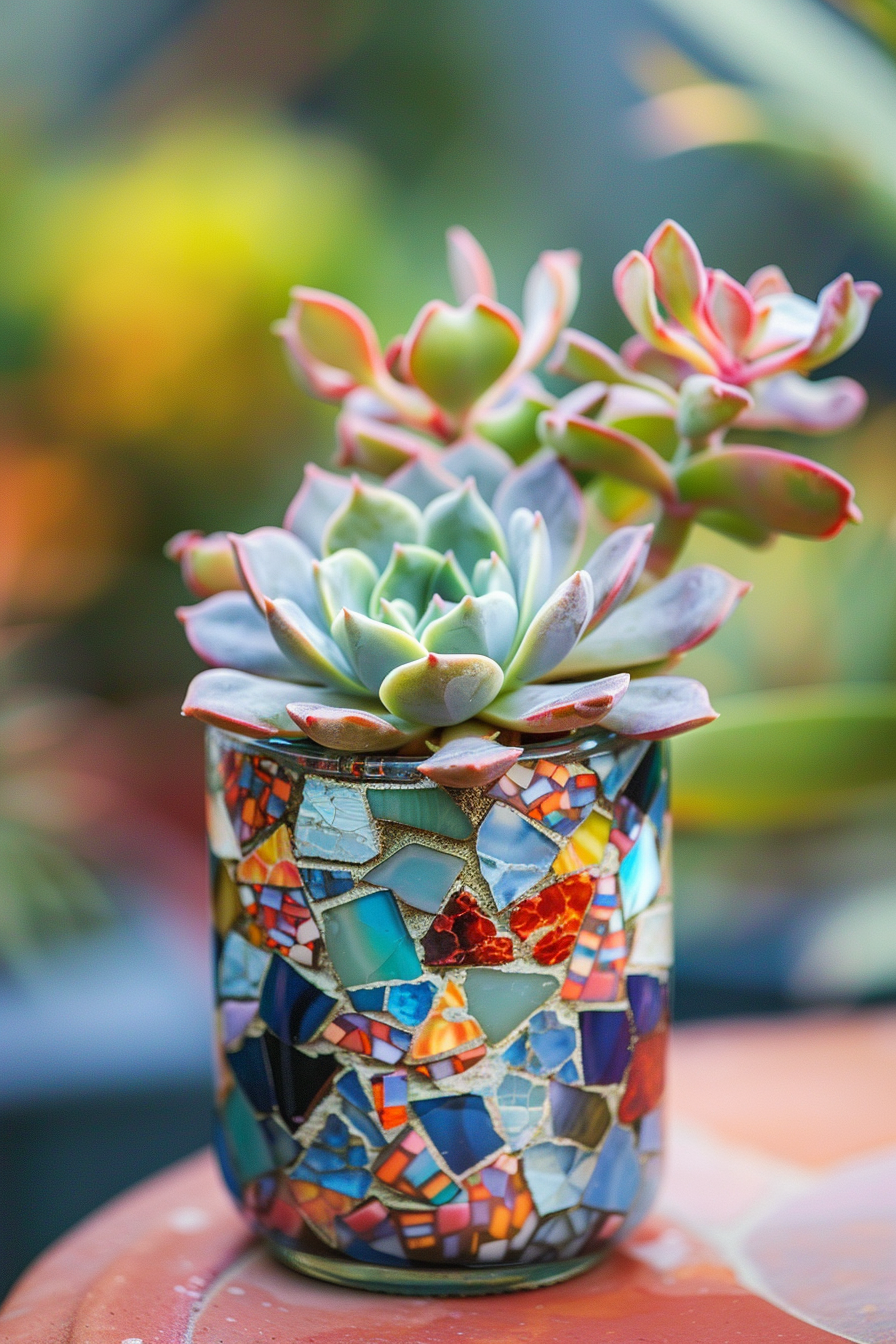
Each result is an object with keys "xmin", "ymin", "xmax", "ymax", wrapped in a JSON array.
[
  {"xmin": 171, "ymin": 453, "xmax": 747, "ymax": 765},
  {"xmin": 273, "ymin": 221, "xmax": 876, "ymax": 577}
]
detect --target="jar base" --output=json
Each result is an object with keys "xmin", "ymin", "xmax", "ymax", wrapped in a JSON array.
[{"xmin": 269, "ymin": 1240, "xmax": 608, "ymax": 1296}]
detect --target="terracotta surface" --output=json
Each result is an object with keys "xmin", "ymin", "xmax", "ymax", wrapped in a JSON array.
[{"xmin": 3, "ymin": 1009, "xmax": 895, "ymax": 1344}]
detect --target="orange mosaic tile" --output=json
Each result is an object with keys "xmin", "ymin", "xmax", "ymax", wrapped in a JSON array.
[{"xmin": 509, "ymin": 872, "xmax": 597, "ymax": 965}]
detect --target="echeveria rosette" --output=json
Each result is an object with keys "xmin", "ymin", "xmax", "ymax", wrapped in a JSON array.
[{"xmin": 172, "ymin": 453, "xmax": 746, "ymax": 760}]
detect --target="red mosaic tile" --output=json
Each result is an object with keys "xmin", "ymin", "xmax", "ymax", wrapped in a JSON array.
[
  {"xmin": 422, "ymin": 890, "xmax": 514, "ymax": 967},
  {"xmin": 509, "ymin": 873, "xmax": 597, "ymax": 966},
  {"xmin": 619, "ymin": 1028, "xmax": 668, "ymax": 1123}
]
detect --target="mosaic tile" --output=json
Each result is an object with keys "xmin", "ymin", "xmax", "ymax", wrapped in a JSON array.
[
  {"xmin": 365, "ymin": 842, "xmax": 464, "ymax": 915},
  {"xmin": 648, "ymin": 775, "xmax": 668, "ymax": 837},
  {"xmin": 502, "ymin": 1036, "xmax": 527, "ymax": 1068},
  {"xmin": 348, "ymin": 985, "xmax": 386, "ymax": 1013},
  {"xmin": 627, "ymin": 974, "xmax": 667, "ymax": 1036},
  {"xmin": 581, "ymin": 1125, "xmax": 641, "ymax": 1212},
  {"xmin": 226, "ymin": 1034, "xmax": 276, "ymax": 1115},
  {"xmin": 294, "ymin": 778, "xmax": 379, "ymax": 863},
  {"xmin": 618, "ymin": 1027, "xmax": 667, "ymax": 1123},
  {"xmin": 638, "ymin": 1108, "xmax": 662, "ymax": 1153},
  {"xmin": 322, "ymin": 889, "xmax": 422, "ymax": 987},
  {"xmin": 412, "ymin": 1093, "xmax": 504, "ymax": 1176},
  {"xmin": 531, "ymin": 1205, "xmax": 600, "ymax": 1253},
  {"xmin": 560, "ymin": 878, "xmax": 628, "ymax": 1002},
  {"xmin": 476, "ymin": 804, "xmax": 560, "ymax": 910},
  {"xmin": 524, "ymin": 1010, "xmax": 578, "ymax": 1076},
  {"xmin": 580, "ymin": 1010, "xmax": 633, "ymax": 1085},
  {"xmin": 387, "ymin": 980, "xmax": 435, "ymax": 1026},
  {"xmin": 374, "ymin": 1126, "xmax": 464, "ymax": 1204},
  {"xmin": 591, "ymin": 741, "xmax": 649, "ymax": 803},
  {"xmin": 414, "ymin": 1045, "xmax": 488, "ymax": 1080},
  {"xmin": 263, "ymin": 1034, "xmax": 340, "ymax": 1128},
  {"xmin": 406, "ymin": 979, "xmax": 485, "ymax": 1062},
  {"xmin": 214, "ymin": 1116, "xmax": 245, "ymax": 1200},
  {"xmin": 236, "ymin": 824, "xmax": 303, "ymax": 886},
  {"xmin": 422, "ymin": 890, "xmax": 513, "ymax": 967},
  {"xmin": 298, "ymin": 866, "xmax": 354, "ymax": 902},
  {"xmin": 522, "ymin": 1142, "xmax": 597, "ymax": 1215},
  {"xmin": 555, "ymin": 1058, "xmax": 581, "ymax": 1084},
  {"xmin": 495, "ymin": 1075, "xmax": 547, "ymax": 1148},
  {"xmin": 222, "ymin": 1083, "xmax": 275, "ymax": 1182},
  {"xmin": 260, "ymin": 1115, "xmax": 302, "ymax": 1167},
  {"xmin": 207, "ymin": 789, "xmax": 241, "ymax": 861},
  {"xmin": 290, "ymin": 1113, "xmax": 372, "ymax": 1200},
  {"xmin": 239, "ymin": 883, "xmax": 321, "ymax": 966},
  {"xmin": 372, "ymin": 1069, "xmax": 408, "ymax": 1130},
  {"xmin": 489, "ymin": 760, "xmax": 598, "ymax": 837},
  {"xmin": 223, "ymin": 750, "xmax": 293, "ymax": 850},
  {"xmin": 552, "ymin": 810, "xmax": 611, "ymax": 877},
  {"xmin": 618, "ymin": 819, "xmax": 662, "ymax": 920},
  {"xmin": 623, "ymin": 742, "xmax": 662, "ymax": 814},
  {"xmin": 335, "ymin": 1070, "xmax": 385, "ymax": 1147},
  {"xmin": 509, "ymin": 873, "xmax": 596, "ymax": 966},
  {"xmin": 335, "ymin": 1198, "xmax": 407, "ymax": 1264},
  {"xmin": 218, "ymin": 930, "xmax": 272, "ymax": 999},
  {"xmin": 549, "ymin": 1080, "xmax": 611, "ymax": 1148},
  {"xmin": 212, "ymin": 860, "xmax": 242, "ymax": 936},
  {"xmin": 463, "ymin": 969, "xmax": 557, "ymax": 1045},
  {"xmin": 220, "ymin": 999, "xmax": 258, "ymax": 1047},
  {"xmin": 322, "ymin": 1013, "xmax": 412, "ymax": 1066},
  {"xmin": 627, "ymin": 902, "xmax": 673, "ymax": 969},
  {"xmin": 249, "ymin": 1174, "xmax": 305, "ymax": 1239},
  {"xmin": 259, "ymin": 957, "xmax": 337, "ymax": 1045},
  {"xmin": 367, "ymin": 785, "xmax": 473, "ymax": 840}
]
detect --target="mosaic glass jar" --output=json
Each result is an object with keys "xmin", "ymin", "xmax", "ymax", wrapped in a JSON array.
[{"xmin": 207, "ymin": 725, "xmax": 672, "ymax": 1295}]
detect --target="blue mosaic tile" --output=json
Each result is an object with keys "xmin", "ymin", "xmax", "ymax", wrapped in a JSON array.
[
  {"xmin": 522, "ymin": 1142, "xmax": 597, "ymax": 1215},
  {"xmin": 367, "ymin": 786, "xmax": 473, "ymax": 840},
  {"xmin": 294, "ymin": 778, "xmax": 380, "ymax": 863},
  {"xmin": 627, "ymin": 974, "xmax": 666, "ymax": 1036},
  {"xmin": 260, "ymin": 1115, "xmax": 302, "ymax": 1167},
  {"xmin": 582, "ymin": 1125, "xmax": 641, "ymax": 1212},
  {"xmin": 648, "ymin": 776, "xmax": 668, "ymax": 837},
  {"xmin": 322, "ymin": 889, "xmax": 422, "ymax": 988},
  {"xmin": 502, "ymin": 1036, "xmax": 527, "ymax": 1068},
  {"xmin": 580, "ymin": 1010, "xmax": 633, "ymax": 1085},
  {"xmin": 476, "ymin": 805, "xmax": 560, "ymax": 910},
  {"xmin": 349, "ymin": 986, "xmax": 387, "ymax": 1013},
  {"xmin": 263, "ymin": 1033, "xmax": 339, "ymax": 1128},
  {"xmin": 259, "ymin": 957, "xmax": 338, "ymax": 1045},
  {"xmin": 227, "ymin": 1034, "xmax": 276, "ymax": 1115},
  {"xmin": 590, "ymin": 741, "xmax": 649, "ymax": 803},
  {"xmin": 555, "ymin": 1058, "xmax": 581, "ymax": 1084},
  {"xmin": 220, "ymin": 999, "xmax": 258, "ymax": 1047},
  {"xmin": 290, "ymin": 1113, "xmax": 372, "ymax": 1200},
  {"xmin": 218, "ymin": 930, "xmax": 271, "ymax": 998},
  {"xmin": 336, "ymin": 1070, "xmax": 385, "ymax": 1147},
  {"xmin": 365, "ymin": 842, "xmax": 465, "ymax": 914},
  {"xmin": 619, "ymin": 820, "xmax": 661, "ymax": 920},
  {"xmin": 411, "ymin": 1094, "xmax": 504, "ymax": 1176},
  {"xmin": 299, "ymin": 867, "xmax": 354, "ymax": 902},
  {"xmin": 526, "ymin": 1010, "xmax": 577, "ymax": 1076},
  {"xmin": 638, "ymin": 1108, "xmax": 662, "ymax": 1154},
  {"xmin": 387, "ymin": 980, "xmax": 436, "ymax": 1026},
  {"xmin": 495, "ymin": 1075, "xmax": 546, "ymax": 1148},
  {"xmin": 623, "ymin": 743, "xmax": 662, "ymax": 813},
  {"xmin": 221, "ymin": 1083, "xmax": 275, "ymax": 1182}
]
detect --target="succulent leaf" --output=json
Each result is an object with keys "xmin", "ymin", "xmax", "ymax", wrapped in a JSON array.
[
  {"xmin": 417, "ymin": 736, "xmax": 523, "ymax": 788},
  {"xmin": 540, "ymin": 409, "xmax": 677, "ymax": 501},
  {"xmin": 800, "ymin": 275, "xmax": 880, "ymax": 372},
  {"xmin": 675, "ymin": 446, "xmax": 860, "ymax": 538},
  {"xmin": 386, "ymin": 455, "xmax": 462, "ymax": 509},
  {"xmin": 178, "ymin": 592, "xmax": 301, "ymax": 680},
  {"xmin": 440, "ymin": 437, "xmax": 513, "ymax": 504},
  {"xmin": 334, "ymin": 608, "xmax": 427, "ymax": 695},
  {"xmin": 480, "ymin": 674, "xmax": 629, "ymax": 733},
  {"xmin": 613, "ymin": 249, "xmax": 717, "ymax": 373},
  {"xmin": 314, "ymin": 549, "xmax": 379, "ymax": 626},
  {"xmin": 502, "ymin": 571, "xmax": 593, "ymax": 689},
  {"xmin": 265, "ymin": 597, "xmax": 365, "ymax": 692},
  {"xmin": 554, "ymin": 565, "xmax": 748, "ymax": 678},
  {"xmin": 420, "ymin": 591, "xmax": 519, "ymax": 663},
  {"xmin": 336, "ymin": 413, "xmax": 437, "ymax": 476},
  {"xmin": 582, "ymin": 524, "xmax": 654, "ymax": 632},
  {"xmin": 644, "ymin": 219, "xmax": 708, "ymax": 334},
  {"xmin": 705, "ymin": 270, "xmax": 755, "ymax": 354},
  {"xmin": 429, "ymin": 551, "xmax": 474, "ymax": 603},
  {"xmin": 599, "ymin": 676, "xmax": 718, "ymax": 739},
  {"xmin": 471, "ymin": 551, "xmax": 516, "ymax": 599},
  {"xmin": 697, "ymin": 510, "xmax": 773, "ymax": 547},
  {"xmin": 165, "ymin": 530, "xmax": 242, "ymax": 597},
  {"xmin": 547, "ymin": 329, "xmax": 676, "ymax": 401},
  {"xmin": 506, "ymin": 508, "xmax": 553, "ymax": 645},
  {"xmin": 276, "ymin": 288, "xmax": 386, "ymax": 399},
  {"xmin": 736, "ymin": 372, "xmax": 867, "ymax": 435},
  {"xmin": 675, "ymin": 375, "xmax": 752, "ymax": 439},
  {"xmin": 379, "ymin": 652, "xmax": 504, "ymax": 727},
  {"xmin": 446, "ymin": 226, "xmax": 497, "ymax": 303},
  {"xmin": 369, "ymin": 543, "xmax": 443, "ymax": 617},
  {"xmin": 183, "ymin": 668, "xmax": 308, "ymax": 738},
  {"xmin": 286, "ymin": 701, "xmax": 422, "ymax": 750},
  {"xmin": 229, "ymin": 527, "xmax": 320, "ymax": 619},
  {"xmin": 379, "ymin": 597, "xmax": 418, "ymax": 634},
  {"xmin": 747, "ymin": 265, "xmax": 792, "ymax": 299},
  {"xmin": 322, "ymin": 477, "xmax": 423, "ymax": 570},
  {"xmin": 517, "ymin": 248, "xmax": 581, "ymax": 369},
  {"xmin": 402, "ymin": 297, "xmax": 522, "ymax": 414},
  {"xmin": 492, "ymin": 450, "xmax": 585, "ymax": 584},
  {"xmin": 422, "ymin": 478, "xmax": 508, "ymax": 575},
  {"xmin": 283, "ymin": 463, "xmax": 351, "ymax": 555}
]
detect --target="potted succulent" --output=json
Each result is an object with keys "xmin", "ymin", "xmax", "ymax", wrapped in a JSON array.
[{"xmin": 169, "ymin": 222, "xmax": 875, "ymax": 1295}]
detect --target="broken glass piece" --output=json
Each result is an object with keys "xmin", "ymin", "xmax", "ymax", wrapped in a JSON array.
[
  {"xmin": 489, "ymin": 760, "xmax": 599, "ymax": 837},
  {"xmin": 476, "ymin": 804, "xmax": 560, "ymax": 910},
  {"xmin": 387, "ymin": 980, "xmax": 435, "ymax": 1026},
  {"xmin": 372, "ymin": 1069, "xmax": 408, "ymax": 1130},
  {"xmin": 414, "ymin": 1045, "xmax": 488, "ymax": 1080},
  {"xmin": 627, "ymin": 903, "xmax": 673, "ymax": 968},
  {"xmin": 365, "ymin": 842, "xmax": 465, "ymax": 914},
  {"xmin": 322, "ymin": 1012, "xmax": 412, "ymax": 1066},
  {"xmin": 618, "ymin": 1028, "xmax": 667, "ymax": 1123},
  {"xmin": 294, "ymin": 778, "xmax": 379, "ymax": 863},
  {"xmin": 212, "ymin": 860, "xmax": 242, "ymax": 936},
  {"xmin": 581, "ymin": 1125, "xmax": 641, "ymax": 1212},
  {"xmin": 259, "ymin": 956, "xmax": 337, "ymax": 1045},
  {"xmin": 220, "ymin": 999, "xmax": 258, "ymax": 1047},
  {"xmin": 208, "ymin": 789, "xmax": 241, "ymax": 861},
  {"xmin": 322, "ymin": 889, "xmax": 422, "ymax": 987},
  {"xmin": 509, "ymin": 873, "xmax": 596, "ymax": 966},
  {"xmin": 412, "ymin": 1094, "xmax": 504, "ymax": 1176},
  {"xmin": 260, "ymin": 1115, "xmax": 302, "ymax": 1167},
  {"xmin": 263, "ymin": 1033, "xmax": 339, "ymax": 1128},
  {"xmin": 552, "ymin": 810, "xmax": 611, "ymax": 877},
  {"xmin": 561, "ymin": 878, "xmax": 627, "ymax": 1002},
  {"xmin": 555, "ymin": 1058, "xmax": 581, "ymax": 1084},
  {"xmin": 335, "ymin": 1198, "xmax": 407, "ymax": 1264},
  {"xmin": 590, "ymin": 741, "xmax": 649, "ymax": 803},
  {"xmin": 522, "ymin": 1142, "xmax": 597, "ymax": 1215},
  {"xmin": 549, "ymin": 1080, "xmax": 611, "ymax": 1148},
  {"xmin": 223, "ymin": 750, "xmax": 293, "ymax": 849},
  {"xmin": 580, "ymin": 1010, "xmax": 633, "ymax": 1085},
  {"xmin": 335, "ymin": 1070, "xmax": 385, "ymax": 1147},
  {"xmin": 221, "ymin": 1084, "xmax": 274, "ymax": 1182},
  {"xmin": 623, "ymin": 742, "xmax": 662, "ymax": 814},
  {"xmin": 348, "ymin": 985, "xmax": 386, "ymax": 1013},
  {"xmin": 367, "ymin": 785, "xmax": 473, "ymax": 840},
  {"xmin": 525, "ymin": 1010, "xmax": 577, "ymax": 1076},
  {"xmin": 422, "ymin": 890, "xmax": 513, "ymax": 967},
  {"xmin": 298, "ymin": 866, "xmax": 354, "ymax": 902},
  {"xmin": 495, "ymin": 1075, "xmax": 546, "ymax": 1149},
  {"xmin": 406, "ymin": 978, "xmax": 484, "ymax": 1062},
  {"xmin": 374, "ymin": 1127, "xmax": 464, "ymax": 1204},
  {"xmin": 619, "ymin": 819, "xmax": 662, "ymax": 920},
  {"xmin": 226, "ymin": 1034, "xmax": 276, "ymax": 1115},
  {"xmin": 638, "ymin": 1108, "xmax": 662, "ymax": 1154},
  {"xmin": 291, "ymin": 1113, "xmax": 372, "ymax": 1200},
  {"xmin": 239, "ymin": 883, "xmax": 321, "ymax": 967},
  {"xmin": 627, "ymin": 974, "xmax": 667, "ymax": 1036},
  {"xmin": 218, "ymin": 931, "xmax": 271, "ymax": 999},
  {"xmin": 236, "ymin": 824, "xmax": 303, "ymax": 887},
  {"xmin": 463, "ymin": 968, "xmax": 556, "ymax": 1044}
]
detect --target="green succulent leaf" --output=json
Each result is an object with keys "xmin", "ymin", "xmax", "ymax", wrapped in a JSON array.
[
  {"xmin": 502, "ymin": 571, "xmax": 594, "ymax": 689},
  {"xmin": 229, "ymin": 527, "xmax": 321, "ymax": 620},
  {"xmin": 547, "ymin": 329, "xmax": 676, "ymax": 401},
  {"xmin": 480, "ymin": 674, "xmax": 629, "ymax": 733},
  {"xmin": 599, "ymin": 385, "xmax": 679, "ymax": 460},
  {"xmin": 420, "ymin": 591, "xmax": 519, "ymax": 663},
  {"xmin": 644, "ymin": 219, "xmax": 708, "ymax": 333},
  {"xmin": 337, "ymin": 412, "xmax": 438, "ymax": 476},
  {"xmin": 493, "ymin": 450, "xmax": 585, "ymax": 584},
  {"xmin": 314, "ymin": 549, "xmax": 379, "ymax": 626},
  {"xmin": 379, "ymin": 597, "xmax": 418, "ymax": 634},
  {"xmin": 422, "ymin": 479, "xmax": 508, "ymax": 577},
  {"xmin": 386, "ymin": 456, "xmax": 463, "ymax": 509},
  {"xmin": 472, "ymin": 551, "xmax": 516, "ymax": 599},
  {"xmin": 286, "ymin": 701, "xmax": 423, "ymax": 751},
  {"xmin": 289, "ymin": 288, "xmax": 384, "ymax": 390},
  {"xmin": 473, "ymin": 378, "xmax": 555, "ymax": 461},
  {"xmin": 265, "ymin": 597, "xmax": 365, "ymax": 692},
  {"xmin": 583, "ymin": 524, "xmax": 654, "ymax": 633},
  {"xmin": 369, "ymin": 543, "xmax": 444, "ymax": 617},
  {"xmin": 440, "ymin": 437, "xmax": 513, "ymax": 504},
  {"xmin": 539, "ymin": 410, "xmax": 678, "ymax": 502},
  {"xmin": 600, "ymin": 676, "xmax": 718, "ymax": 740},
  {"xmin": 182, "ymin": 668, "xmax": 308, "ymax": 738},
  {"xmin": 379, "ymin": 652, "xmax": 504, "ymax": 726},
  {"xmin": 429, "ymin": 550, "xmax": 474, "ymax": 603},
  {"xmin": 800, "ymin": 275, "xmax": 880, "ymax": 372},
  {"xmin": 697, "ymin": 510, "xmax": 773, "ymax": 546},
  {"xmin": 675, "ymin": 375, "xmax": 752, "ymax": 439},
  {"xmin": 675, "ymin": 446, "xmax": 861, "ymax": 538},
  {"xmin": 283, "ymin": 463, "xmax": 352, "ymax": 556},
  {"xmin": 418, "ymin": 736, "xmax": 524, "ymax": 789},
  {"xmin": 506, "ymin": 508, "xmax": 554, "ymax": 648},
  {"xmin": 403, "ymin": 297, "xmax": 522, "ymax": 414},
  {"xmin": 178, "ymin": 593, "xmax": 301, "ymax": 680},
  {"xmin": 334, "ymin": 608, "xmax": 427, "ymax": 695},
  {"xmin": 323, "ymin": 477, "xmax": 423, "ymax": 570},
  {"xmin": 414, "ymin": 594, "xmax": 455, "ymax": 636},
  {"xmin": 613, "ymin": 249, "xmax": 717, "ymax": 373},
  {"xmin": 165, "ymin": 530, "xmax": 242, "ymax": 597}
]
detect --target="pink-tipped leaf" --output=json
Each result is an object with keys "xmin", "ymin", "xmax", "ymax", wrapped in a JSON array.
[
  {"xmin": 599, "ymin": 676, "xmax": 718, "ymax": 739},
  {"xmin": 446, "ymin": 226, "xmax": 497, "ymax": 303},
  {"xmin": 286, "ymin": 701, "xmax": 422, "ymax": 750},
  {"xmin": 417, "ymin": 737, "xmax": 524, "ymax": 788},
  {"xmin": 540, "ymin": 409, "xmax": 677, "ymax": 501},
  {"xmin": 164, "ymin": 530, "xmax": 242, "ymax": 597},
  {"xmin": 183, "ymin": 668, "xmax": 307, "ymax": 738},
  {"xmin": 178, "ymin": 592, "xmax": 302, "ymax": 680},
  {"xmin": 479, "ymin": 674, "xmax": 629, "ymax": 733},
  {"xmin": 582, "ymin": 524, "xmax": 654, "ymax": 632}
]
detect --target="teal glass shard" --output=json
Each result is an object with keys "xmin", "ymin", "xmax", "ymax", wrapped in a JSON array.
[
  {"xmin": 364, "ymin": 842, "xmax": 465, "ymax": 914},
  {"xmin": 581, "ymin": 1125, "xmax": 641, "ymax": 1213},
  {"xmin": 322, "ymin": 889, "xmax": 422, "ymax": 988},
  {"xmin": 222, "ymin": 1084, "xmax": 275, "ymax": 1183},
  {"xmin": 387, "ymin": 980, "xmax": 436, "ymax": 1026},
  {"xmin": 294, "ymin": 778, "xmax": 380, "ymax": 863},
  {"xmin": 219, "ymin": 930, "xmax": 272, "ymax": 999},
  {"xmin": 590, "ymin": 741, "xmax": 649, "ymax": 803},
  {"xmin": 463, "ymin": 968, "xmax": 556, "ymax": 1044},
  {"xmin": 475, "ymin": 804, "xmax": 559, "ymax": 911},
  {"xmin": 522, "ymin": 1142, "xmax": 597, "ymax": 1216},
  {"xmin": 495, "ymin": 1075, "xmax": 546, "ymax": 1148},
  {"xmin": 349, "ymin": 986, "xmax": 386, "ymax": 1013},
  {"xmin": 619, "ymin": 819, "xmax": 661, "ymax": 920},
  {"xmin": 367, "ymin": 786, "xmax": 473, "ymax": 840}
]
